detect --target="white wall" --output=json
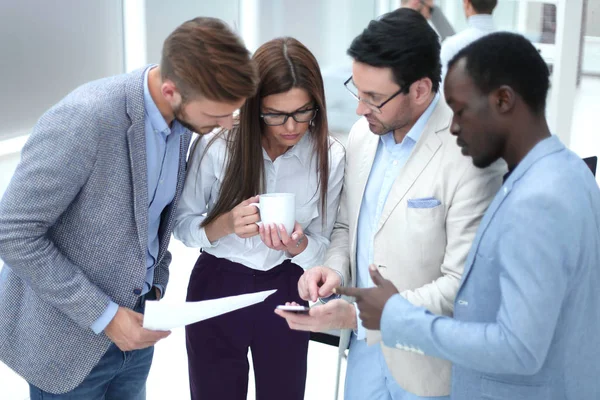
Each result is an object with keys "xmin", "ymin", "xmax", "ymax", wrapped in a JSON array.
[
  {"xmin": 585, "ymin": 0, "xmax": 600, "ymax": 37},
  {"xmin": 144, "ymin": 0, "xmax": 241, "ymax": 65},
  {"xmin": 252, "ymin": 0, "xmax": 376, "ymax": 70},
  {"xmin": 0, "ymin": 0, "xmax": 125, "ymax": 140}
]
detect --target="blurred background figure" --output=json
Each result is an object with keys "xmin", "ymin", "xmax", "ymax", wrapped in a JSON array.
[
  {"xmin": 401, "ymin": 0, "xmax": 456, "ymax": 41},
  {"xmin": 400, "ymin": 0, "xmax": 434, "ymax": 20},
  {"xmin": 440, "ymin": 0, "xmax": 498, "ymax": 78}
]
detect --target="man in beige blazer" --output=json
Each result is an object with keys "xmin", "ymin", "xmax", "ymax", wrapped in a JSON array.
[{"xmin": 275, "ymin": 9, "xmax": 504, "ymax": 400}]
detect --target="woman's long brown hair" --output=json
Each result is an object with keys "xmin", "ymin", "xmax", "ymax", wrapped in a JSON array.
[{"xmin": 201, "ymin": 37, "xmax": 330, "ymax": 228}]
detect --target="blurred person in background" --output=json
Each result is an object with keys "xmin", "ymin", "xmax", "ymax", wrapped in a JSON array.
[
  {"xmin": 401, "ymin": 0, "xmax": 435, "ymax": 20},
  {"xmin": 401, "ymin": 0, "xmax": 456, "ymax": 41},
  {"xmin": 440, "ymin": 0, "xmax": 497, "ymax": 78}
]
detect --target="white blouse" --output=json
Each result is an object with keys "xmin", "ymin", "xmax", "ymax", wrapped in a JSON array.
[{"xmin": 173, "ymin": 131, "xmax": 346, "ymax": 271}]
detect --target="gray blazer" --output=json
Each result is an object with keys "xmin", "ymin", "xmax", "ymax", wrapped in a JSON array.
[{"xmin": 0, "ymin": 68, "xmax": 191, "ymax": 394}]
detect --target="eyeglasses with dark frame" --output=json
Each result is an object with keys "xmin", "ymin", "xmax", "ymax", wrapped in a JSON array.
[
  {"xmin": 260, "ymin": 107, "xmax": 319, "ymax": 126},
  {"xmin": 344, "ymin": 76, "xmax": 404, "ymax": 114}
]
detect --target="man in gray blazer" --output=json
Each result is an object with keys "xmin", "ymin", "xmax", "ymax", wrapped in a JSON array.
[
  {"xmin": 338, "ymin": 32, "xmax": 600, "ymax": 400},
  {"xmin": 0, "ymin": 17, "xmax": 257, "ymax": 398}
]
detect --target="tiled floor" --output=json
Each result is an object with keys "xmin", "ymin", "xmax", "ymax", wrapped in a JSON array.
[{"xmin": 1, "ymin": 77, "xmax": 599, "ymax": 400}]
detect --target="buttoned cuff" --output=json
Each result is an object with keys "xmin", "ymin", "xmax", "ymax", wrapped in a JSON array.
[
  {"xmin": 193, "ymin": 219, "xmax": 219, "ymax": 249},
  {"xmin": 154, "ymin": 284, "xmax": 164, "ymax": 299},
  {"xmin": 381, "ymin": 293, "xmax": 412, "ymax": 348},
  {"xmin": 290, "ymin": 235, "xmax": 319, "ymax": 269},
  {"xmin": 353, "ymin": 302, "xmax": 367, "ymax": 340},
  {"xmin": 91, "ymin": 300, "xmax": 119, "ymax": 334}
]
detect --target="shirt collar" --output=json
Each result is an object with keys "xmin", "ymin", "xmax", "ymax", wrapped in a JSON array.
[
  {"xmin": 468, "ymin": 14, "xmax": 495, "ymax": 31},
  {"xmin": 381, "ymin": 92, "xmax": 440, "ymax": 150},
  {"xmin": 143, "ymin": 65, "xmax": 175, "ymax": 137}
]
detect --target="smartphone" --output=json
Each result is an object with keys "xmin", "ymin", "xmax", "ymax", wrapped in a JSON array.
[{"xmin": 276, "ymin": 305, "xmax": 310, "ymax": 314}]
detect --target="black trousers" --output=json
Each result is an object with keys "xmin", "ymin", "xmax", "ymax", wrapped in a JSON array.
[{"xmin": 185, "ymin": 252, "xmax": 309, "ymax": 400}]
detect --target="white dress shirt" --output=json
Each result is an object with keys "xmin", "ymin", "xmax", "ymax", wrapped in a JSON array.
[
  {"xmin": 173, "ymin": 131, "xmax": 345, "ymax": 271},
  {"xmin": 440, "ymin": 14, "xmax": 496, "ymax": 78}
]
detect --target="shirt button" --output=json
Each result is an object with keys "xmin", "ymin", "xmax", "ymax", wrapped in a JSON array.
[
  {"xmin": 133, "ymin": 288, "xmax": 142, "ymax": 295},
  {"xmin": 393, "ymin": 160, "xmax": 398, "ymax": 166},
  {"xmin": 503, "ymin": 187, "xmax": 508, "ymax": 195}
]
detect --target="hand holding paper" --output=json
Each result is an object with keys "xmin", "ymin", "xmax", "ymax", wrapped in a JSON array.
[{"xmin": 143, "ymin": 289, "xmax": 277, "ymax": 331}]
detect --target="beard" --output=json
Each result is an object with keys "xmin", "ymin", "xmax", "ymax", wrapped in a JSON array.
[
  {"xmin": 365, "ymin": 114, "xmax": 410, "ymax": 136},
  {"xmin": 470, "ymin": 135, "xmax": 505, "ymax": 169},
  {"xmin": 173, "ymin": 103, "xmax": 217, "ymax": 135}
]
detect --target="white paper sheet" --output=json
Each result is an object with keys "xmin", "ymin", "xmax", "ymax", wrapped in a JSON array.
[{"xmin": 143, "ymin": 289, "xmax": 277, "ymax": 331}]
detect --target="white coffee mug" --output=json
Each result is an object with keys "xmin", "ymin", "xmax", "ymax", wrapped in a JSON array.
[{"xmin": 250, "ymin": 193, "xmax": 295, "ymax": 235}]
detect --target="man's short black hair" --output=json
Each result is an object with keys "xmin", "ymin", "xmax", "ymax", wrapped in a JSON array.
[
  {"xmin": 447, "ymin": 32, "xmax": 550, "ymax": 115},
  {"xmin": 470, "ymin": 0, "xmax": 497, "ymax": 14},
  {"xmin": 347, "ymin": 8, "xmax": 441, "ymax": 93}
]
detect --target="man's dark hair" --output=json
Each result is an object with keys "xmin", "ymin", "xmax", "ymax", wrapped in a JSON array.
[
  {"xmin": 347, "ymin": 8, "xmax": 441, "ymax": 93},
  {"xmin": 470, "ymin": 0, "xmax": 497, "ymax": 14},
  {"xmin": 448, "ymin": 32, "xmax": 550, "ymax": 115}
]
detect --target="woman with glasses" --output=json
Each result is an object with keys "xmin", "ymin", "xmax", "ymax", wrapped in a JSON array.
[{"xmin": 173, "ymin": 37, "xmax": 345, "ymax": 400}]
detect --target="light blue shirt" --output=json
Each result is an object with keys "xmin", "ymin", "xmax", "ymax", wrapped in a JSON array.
[
  {"xmin": 91, "ymin": 65, "xmax": 183, "ymax": 334},
  {"xmin": 354, "ymin": 93, "xmax": 439, "ymax": 339},
  {"xmin": 440, "ymin": 14, "xmax": 496, "ymax": 78}
]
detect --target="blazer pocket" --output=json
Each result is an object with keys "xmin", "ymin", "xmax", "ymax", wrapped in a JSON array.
[
  {"xmin": 406, "ymin": 198, "xmax": 444, "ymax": 224},
  {"xmin": 407, "ymin": 197, "xmax": 442, "ymax": 209},
  {"xmin": 481, "ymin": 376, "xmax": 550, "ymax": 400}
]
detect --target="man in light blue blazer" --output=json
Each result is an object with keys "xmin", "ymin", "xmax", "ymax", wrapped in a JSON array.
[
  {"xmin": 0, "ymin": 17, "xmax": 257, "ymax": 398},
  {"xmin": 337, "ymin": 32, "xmax": 600, "ymax": 399}
]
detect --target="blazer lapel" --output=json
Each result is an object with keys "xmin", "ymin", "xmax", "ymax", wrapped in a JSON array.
[
  {"xmin": 351, "ymin": 131, "xmax": 379, "ymax": 254},
  {"xmin": 356, "ymin": 133, "xmax": 380, "ymax": 201},
  {"xmin": 458, "ymin": 135, "xmax": 565, "ymax": 288},
  {"xmin": 125, "ymin": 71, "xmax": 149, "ymax": 256},
  {"xmin": 458, "ymin": 184, "xmax": 508, "ymax": 287},
  {"xmin": 156, "ymin": 131, "xmax": 191, "ymax": 262},
  {"xmin": 375, "ymin": 101, "xmax": 449, "ymax": 233}
]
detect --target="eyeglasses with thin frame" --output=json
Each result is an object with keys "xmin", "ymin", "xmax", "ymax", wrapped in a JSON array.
[
  {"xmin": 260, "ymin": 107, "xmax": 319, "ymax": 126},
  {"xmin": 344, "ymin": 76, "xmax": 404, "ymax": 114}
]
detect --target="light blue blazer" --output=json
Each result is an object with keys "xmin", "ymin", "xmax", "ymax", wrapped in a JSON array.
[{"xmin": 380, "ymin": 136, "xmax": 600, "ymax": 400}]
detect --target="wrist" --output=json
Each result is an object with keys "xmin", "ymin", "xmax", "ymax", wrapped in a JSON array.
[
  {"xmin": 350, "ymin": 304, "xmax": 358, "ymax": 330},
  {"xmin": 220, "ymin": 211, "xmax": 235, "ymax": 236},
  {"xmin": 287, "ymin": 235, "xmax": 308, "ymax": 257},
  {"xmin": 205, "ymin": 212, "xmax": 232, "ymax": 243},
  {"xmin": 345, "ymin": 301, "xmax": 358, "ymax": 330}
]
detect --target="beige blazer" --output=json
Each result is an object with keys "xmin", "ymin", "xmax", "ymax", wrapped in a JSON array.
[{"xmin": 325, "ymin": 99, "xmax": 505, "ymax": 397}]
